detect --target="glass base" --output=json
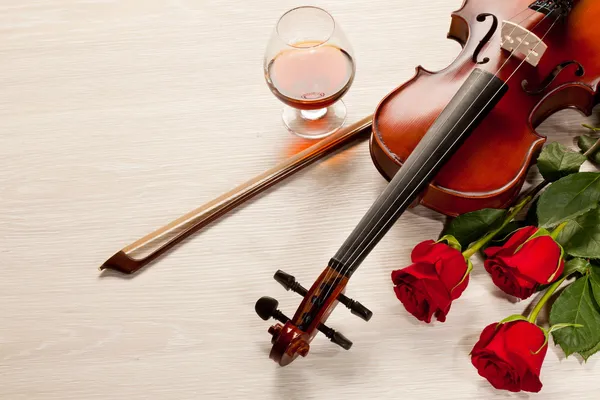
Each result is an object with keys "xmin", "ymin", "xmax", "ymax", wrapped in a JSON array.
[{"xmin": 281, "ymin": 100, "xmax": 347, "ymax": 139}]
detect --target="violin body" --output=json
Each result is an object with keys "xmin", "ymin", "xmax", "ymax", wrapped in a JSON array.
[{"xmin": 371, "ymin": 0, "xmax": 600, "ymax": 216}]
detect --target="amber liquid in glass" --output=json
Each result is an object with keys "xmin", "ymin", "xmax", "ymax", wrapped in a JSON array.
[{"xmin": 266, "ymin": 41, "xmax": 355, "ymax": 111}]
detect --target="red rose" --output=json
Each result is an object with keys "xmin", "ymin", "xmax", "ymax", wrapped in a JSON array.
[
  {"xmin": 391, "ymin": 240, "xmax": 469, "ymax": 323},
  {"xmin": 483, "ymin": 226, "xmax": 564, "ymax": 299},
  {"xmin": 471, "ymin": 320, "xmax": 547, "ymax": 393}
]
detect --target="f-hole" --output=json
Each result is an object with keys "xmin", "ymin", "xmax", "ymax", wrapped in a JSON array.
[
  {"xmin": 472, "ymin": 13, "xmax": 498, "ymax": 65},
  {"xmin": 522, "ymin": 61, "xmax": 585, "ymax": 95}
]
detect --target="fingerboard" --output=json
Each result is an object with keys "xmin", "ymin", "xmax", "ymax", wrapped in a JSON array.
[{"xmin": 330, "ymin": 68, "xmax": 508, "ymax": 278}]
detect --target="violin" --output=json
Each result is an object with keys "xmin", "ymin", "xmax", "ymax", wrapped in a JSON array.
[{"xmin": 255, "ymin": 0, "xmax": 600, "ymax": 366}]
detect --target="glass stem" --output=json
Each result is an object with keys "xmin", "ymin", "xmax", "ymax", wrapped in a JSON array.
[{"xmin": 300, "ymin": 108, "xmax": 327, "ymax": 120}]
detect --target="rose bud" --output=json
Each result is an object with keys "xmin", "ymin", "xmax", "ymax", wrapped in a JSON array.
[
  {"xmin": 471, "ymin": 320, "xmax": 547, "ymax": 393},
  {"xmin": 483, "ymin": 226, "xmax": 564, "ymax": 299},
  {"xmin": 391, "ymin": 239, "xmax": 470, "ymax": 323}
]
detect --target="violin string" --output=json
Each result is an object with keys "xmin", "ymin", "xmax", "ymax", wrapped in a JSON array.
[
  {"xmin": 336, "ymin": 13, "xmax": 557, "ymax": 274},
  {"xmin": 316, "ymin": 7, "xmax": 543, "ymax": 289},
  {"xmin": 336, "ymin": 15, "xmax": 559, "ymax": 284},
  {"xmin": 508, "ymin": 4, "xmax": 543, "ymax": 22},
  {"xmin": 313, "ymin": 6, "xmax": 542, "ymax": 308},
  {"xmin": 315, "ymin": 8, "xmax": 556, "ymax": 308},
  {"xmin": 308, "ymin": 17, "xmax": 543, "ymax": 316}
]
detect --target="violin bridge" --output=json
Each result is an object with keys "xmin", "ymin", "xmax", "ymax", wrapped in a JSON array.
[{"xmin": 500, "ymin": 20, "xmax": 548, "ymax": 67}]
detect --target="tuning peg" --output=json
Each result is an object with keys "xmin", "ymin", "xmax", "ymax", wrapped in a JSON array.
[
  {"xmin": 317, "ymin": 324, "xmax": 353, "ymax": 350},
  {"xmin": 337, "ymin": 294, "xmax": 373, "ymax": 322},
  {"xmin": 274, "ymin": 270, "xmax": 373, "ymax": 322},
  {"xmin": 274, "ymin": 270, "xmax": 308, "ymax": 296},
  {"xmin": 255, "ymin": 296, "xmax": 290, "ymax": 324}
]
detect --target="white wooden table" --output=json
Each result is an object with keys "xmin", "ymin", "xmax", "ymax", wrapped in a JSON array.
[{"xmin": 1, "ymin": 1, "xmax": 598, "ymax": 399}]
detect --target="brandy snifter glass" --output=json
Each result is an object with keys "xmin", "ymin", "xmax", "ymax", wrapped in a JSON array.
[{"xmin": 264, "ymin": 6, "xmax": 356, "ymax": 139}]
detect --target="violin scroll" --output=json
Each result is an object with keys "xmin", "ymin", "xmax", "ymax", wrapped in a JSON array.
[{"xmin": 255, "ymin": 268, "xmax": 371, "ymax": 366}]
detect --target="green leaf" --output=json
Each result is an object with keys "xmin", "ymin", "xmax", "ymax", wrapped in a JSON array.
[
  {"xmin": 578, "ymin": 135, "xmax": 600, "ymax": 164},
  {"xmin": 537, "ymin": 172, "xmax": 600, "ymax": 228},
  {"xmin": 549, "ymin": 276, "xmax": 600, "ymax": 357},
  {"xmin": 441, "ymin": 208, "xmax": 506, "ymax": 249},
  {"xmin": 437, "ymin": 234, "xmax": 462, "ymax": 251},
  {"xmin": 563, "ymin": 258, "xmax": 592, "ymax": 277},
  {"xmin": 537, "ymin": 142, "xmax": 587, "ymax": 182},
  {"xmin": 590, "ymin": 266, "xmax": 600, "ymax": 308},
  {"xmin": 535, "ymin": 324, "xmax": 585, "ymax": 355},
  {"xmin": 579, "ymin": 341, "xmax": 600, "ymax": 361},
  {"xmin": 556, "ymin": 208, "xmax": 600, "ymax": 259},
  {"xmin": 579, "ymin": 271, "xmax": 600, "ymax": 361}
]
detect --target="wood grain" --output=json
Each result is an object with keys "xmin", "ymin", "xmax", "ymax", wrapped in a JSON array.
[{"xmin": 1, "ymin": 1, "xmax": 598, "ymax": 399}]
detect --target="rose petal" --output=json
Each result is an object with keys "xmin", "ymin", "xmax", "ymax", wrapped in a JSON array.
[
  {"xmin": 411, "ymin": 240, "xmax": 463, "ymax": 264},
  {"xmin": 471, "ymin": 323, "xmax": 499, "ymax": 355},
  {"xmin": 471, "ymin": 321, "xmax": 546, "ymax": 393},
  {"xmin": 476, "ymin": 356, "xmax": 521, "ymax": 392},
  {"xmin": 392, "ymin": 262, "xmax": 439, "ymax": 284},
  {"xmin": 433, "ymin": 252, "xmax": 469, "ymax": 291},
  {"xmin": 499, "ymin": 226, "xmax": 539, "ymax": 253},
  {"xmin": 410, "ymin": 240, "xmax": 439, "ymax": 262},
  {"xmin": 434, "ymin": 308, "xmax": 447, "ymax": 322},
  {"xmin": 483, "ymin": 226, "xmax": 538, "ymax": 259},
  {"xmin": 393, "ymin": 240, "xmax": 470, "ymax": 323},
  {"xmin": 421, "ymin": 279, "xmax": 451, "ymax": 319},
  {"xmin": 503, "ymin": 321, "xmax": 547, "ymax": 375},
  {"xmin": 392, "ymin": 273, "xmax": 435, "ymax": 323},
  {"xmin": 450, "ymin": 273, "xmax": 470, "ymax": 300},
  {"xmin": 499, "ymin": 236, "xmax": 562, "ymax": 283},
  {"xmin": 520, "ymin": 369, "xmax": 543, "ymax": 393},
  {"xmin": 477, "ymin": 323, "xmax": 513, "ymax": 365},
  {"xmin": 485, "ymin": 261, "xmax": 518, "ymax": 295},
  {"xmin": 483, "ymin": 244, "xmax": 504, "ymax": 258},
  {"xmin": 421, "ymin": 278, "xmax": 449, "ymax": 304},
  {"xmin": 486, "ymin": 261, "xmax": 537, "ymax": 299},
  {"xmin": 393, "ymin": 283, "xmax": 433, "ymax": 323}
]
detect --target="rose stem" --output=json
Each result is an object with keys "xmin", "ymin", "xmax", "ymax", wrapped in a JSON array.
[
  {"xmin": 581, "ymin": 124, "xmax": 600, "ymax": 158},
  {"xmin": 582, "ymin": 124, "xmax": 600, "ymax": 132},
  {"xmin": 527, "ymin": 276, "xmax": 567, "ymax": 323},
  {"xmin": 462, "ymin": 179, "xmax": 549, "ymax": 259},
  {"xmin": 583, "ymin": 137, "xmax": 600, "ymax": 158},
  {"xmin": 526, "ymin": 222, "xmax": 569, "ymax": 323},
  {"xmin": 549, "ymin": 221, "xmax": 568, "ymax": 239}
]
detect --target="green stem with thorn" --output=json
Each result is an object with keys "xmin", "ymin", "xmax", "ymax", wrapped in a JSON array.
[
  {"xmin": 550, "ymin": 221, "xmax": 568, "ymax": 240},
  {"xmin": 526, "ymin": 222, "xmax": 568, "ymax": 323},
  {"xmin": 462, "ymin": 179, "xmax": 549, "ymax": 259},
  {"xmin": 528, "ymin": 276, "xmax": 567, "ymax": 324},
  {"xmin": 582, "ymin": 124, "xmax": 600, "ymax": 159},
  {"xmin": 583, "ymin": 138, "xmax": 600, "ymax": 158}
]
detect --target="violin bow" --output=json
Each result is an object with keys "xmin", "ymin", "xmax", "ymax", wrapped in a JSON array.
[{"xmin": 99, "ymin": 115, "xmax": 373, "ymax": 274}]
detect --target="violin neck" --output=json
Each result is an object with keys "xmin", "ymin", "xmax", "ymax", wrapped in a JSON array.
[{"xmin": 330, "ymin": 68, "xmax": 508, "ymax": 276}]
